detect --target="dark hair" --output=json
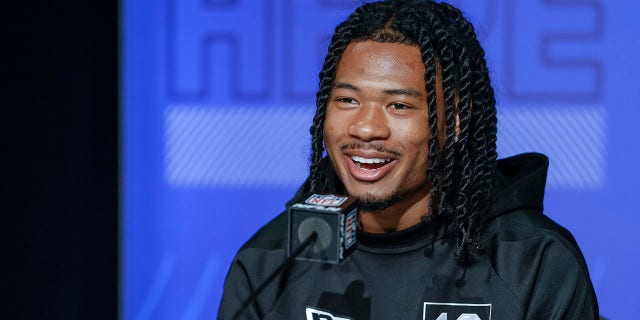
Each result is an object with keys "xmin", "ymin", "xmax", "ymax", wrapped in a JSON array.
[{"xmin": 309, "ymin": 0, "xmax": 497, "ymax": 265}]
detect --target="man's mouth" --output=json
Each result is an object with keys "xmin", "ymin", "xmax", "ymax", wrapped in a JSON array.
[{"xmin": 351, "ymin": 155, "xmax": 392, "ymax": 170}]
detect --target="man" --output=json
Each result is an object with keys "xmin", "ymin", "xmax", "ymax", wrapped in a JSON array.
[{"xmin": 218, "ymin": 0, "xmax": 599, "ymax": 319}]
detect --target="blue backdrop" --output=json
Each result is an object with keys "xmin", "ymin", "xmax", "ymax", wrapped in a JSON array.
[{"xmin": 123, "ymin": 0, "xmax": 640, "ymax": 318}]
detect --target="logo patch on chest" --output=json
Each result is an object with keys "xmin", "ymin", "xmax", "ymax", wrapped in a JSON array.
[
  {"xmin": 306, "ymin": 307, "xmax": 353, "ymax": 320},
  {"xmin": 422, "ymin": 302, "xmax": 491, "ymax": 320}
]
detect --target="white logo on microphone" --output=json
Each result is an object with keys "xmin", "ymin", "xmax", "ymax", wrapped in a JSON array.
[{"xmin": 305, "ymin": 194, "xmax": 348, "ymax": 207}]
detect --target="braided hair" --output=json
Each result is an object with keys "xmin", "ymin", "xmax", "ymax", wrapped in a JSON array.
[{"xmin": 309, "ymin": 0, "xmax": 498, "ymax": 265}]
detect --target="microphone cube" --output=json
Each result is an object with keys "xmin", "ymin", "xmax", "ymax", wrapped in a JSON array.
[{"xmin": 288, "ymin": 194, "xmax": 358, "ymax": 264}]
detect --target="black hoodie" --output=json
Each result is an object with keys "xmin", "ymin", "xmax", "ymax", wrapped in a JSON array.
[{"xmin": 218, "ymin": 153, "xmax": 599, "ymax": 319}]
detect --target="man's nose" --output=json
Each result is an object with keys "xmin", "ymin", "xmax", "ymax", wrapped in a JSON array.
[{"xmin": 348, "ymin": 105, "xmax": 391, "ymax": 141}]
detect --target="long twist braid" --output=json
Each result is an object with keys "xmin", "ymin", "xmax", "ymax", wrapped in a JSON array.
[{"xmin": 435, "ymin": 2, "xmax": 491, "ymax": 261}]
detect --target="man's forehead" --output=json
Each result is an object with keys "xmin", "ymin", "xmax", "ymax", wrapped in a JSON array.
[{"xmin": 332, "ymin": 41, "xmax": 427, "ymax": 93}]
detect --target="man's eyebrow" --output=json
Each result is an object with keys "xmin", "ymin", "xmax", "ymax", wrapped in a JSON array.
[
  {"xmin": 383, "ymin": 88, "xmax": 423, "ymax": 98},
  {"xmin": 333, "ymin": 82, "xmax": 423, "ymax": 98},
  {"xmin": 333, "ymin": 82, "xmax": 360, "ymax": 91}
]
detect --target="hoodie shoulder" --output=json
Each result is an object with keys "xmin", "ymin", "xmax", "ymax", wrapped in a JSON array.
[
  {"xmin": 485, "ymin": 208, "xmax": 584, "ymax": 260},
  {"xmin": 482, "ymin": 209, "xmax": 599, "ymax": 318}
]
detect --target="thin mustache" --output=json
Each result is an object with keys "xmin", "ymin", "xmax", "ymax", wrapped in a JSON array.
[{"xmin": 339, "ymin": 142, "xmax": 401, "ymax": 157}]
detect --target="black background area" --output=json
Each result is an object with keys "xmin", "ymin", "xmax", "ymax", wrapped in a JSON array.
[{"xmin": 5, "ymin": 0, "xmax": 118, "ymax": 319}]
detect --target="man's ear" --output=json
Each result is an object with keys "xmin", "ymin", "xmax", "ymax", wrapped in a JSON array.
[
  {"xmin": 454, "ymin": 111, "xmax": 460, "ymax": 139},
  {"xmin": 453, "ymin": 95, "xmax": 461, "ymax": 140}
]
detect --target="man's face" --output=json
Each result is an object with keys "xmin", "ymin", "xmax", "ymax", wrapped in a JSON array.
[{"xmin": 324, "ymin": 40, "xmax": 431, "ymax": 212}]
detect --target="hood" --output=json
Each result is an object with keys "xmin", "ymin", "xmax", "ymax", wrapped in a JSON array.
[
  {"xmin": 489, "ymin": 152, "xmax": 548, "ymax": 219},
  {"xmin": 287, "ymin": 153, "xmax": 549, "ymax": 220}
]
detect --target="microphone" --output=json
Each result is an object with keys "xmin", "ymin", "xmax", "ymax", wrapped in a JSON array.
[
  {"xmin": 230, "ymin": 194, "xmax": 358, "ymax": 320},
  {"xmin": 289, "ymin": 193, "xmax": 358, "ymax": 264}
]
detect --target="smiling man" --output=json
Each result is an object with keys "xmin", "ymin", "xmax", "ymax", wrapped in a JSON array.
[
  {"xmin": 324, "ymin": 40, "xmax": 431, "ymax": 233},
  {"xmin": 218, "ymin": 1, "xmax": 599, "ymax": 319}
]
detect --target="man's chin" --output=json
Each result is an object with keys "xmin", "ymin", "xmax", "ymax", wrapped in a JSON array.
[{"xmin": 356, "ymin": 193, "xmax": 401, "ymax": 214}]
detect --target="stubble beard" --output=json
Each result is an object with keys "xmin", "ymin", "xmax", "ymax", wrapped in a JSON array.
[
  {"xmin": 354, "ymin": 177, "xmax": 430, "ymax": 214},
  {"xmin": 357, "ymin": 191, "xmax": 402, "ymax": 213}
]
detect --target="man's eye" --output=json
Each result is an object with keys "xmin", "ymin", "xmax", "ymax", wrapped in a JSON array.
[
  {"xmin": 336, "ymin": 97, "xmax": 357, "ymax": 104},
  {"xmin": 389, "ymin": 103, "xmax": 411, "ymax": 110}
]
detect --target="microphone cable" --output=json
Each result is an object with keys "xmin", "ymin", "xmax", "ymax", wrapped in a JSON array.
[{"xmin": 231, "ymin": 231, "xmax": 318, "ymax": 320}]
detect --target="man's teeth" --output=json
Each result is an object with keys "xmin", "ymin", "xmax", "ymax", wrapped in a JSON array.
[{"xmin": 351, "ymin": 155, "xmax": 391, "ymax": 164}]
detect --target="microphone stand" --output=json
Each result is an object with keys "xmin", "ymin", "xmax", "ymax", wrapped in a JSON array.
[{"xmin": 231, "ymin": 231, "xmax": 318, "ymax": 320}]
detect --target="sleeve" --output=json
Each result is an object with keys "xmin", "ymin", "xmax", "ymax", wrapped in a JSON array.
[
  {"xmin": 524, "ymin": 241, "xmax": 599, "ymax": 320},
  {"xmin": 217, "ymin": 259, "xmax": 262, "ymax": 320}
]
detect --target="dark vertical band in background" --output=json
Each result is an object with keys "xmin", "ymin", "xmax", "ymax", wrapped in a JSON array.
[{"xmin": 5, "ymin": 1, "xmax": 118, "ymax": 319}]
